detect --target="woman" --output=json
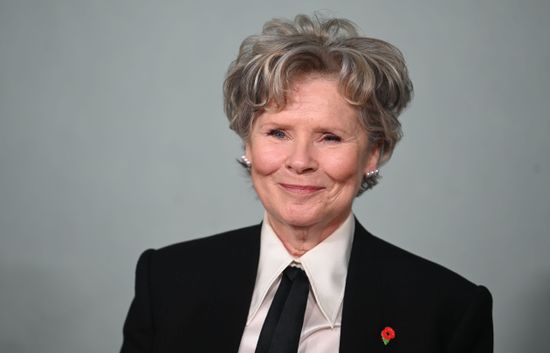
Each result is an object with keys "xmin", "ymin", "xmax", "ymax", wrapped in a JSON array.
[{"xmin": 121, "ymin": 14, "xmax": 493, "ymax": 353}]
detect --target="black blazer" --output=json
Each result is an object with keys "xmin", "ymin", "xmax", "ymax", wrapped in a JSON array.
[{"xmin": 121, "ymin": 220, "xmax": 493, "ymax": 353}]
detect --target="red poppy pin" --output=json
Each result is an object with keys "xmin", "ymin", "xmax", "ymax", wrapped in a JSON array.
[{"xmin": 381, "ymin": 326, "xmax": 396, "ymax": 346}]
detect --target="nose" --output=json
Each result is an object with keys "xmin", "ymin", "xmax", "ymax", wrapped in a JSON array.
[{"xmin": 285, "ymin": 140, "xmax": 318, "ymax": 174}]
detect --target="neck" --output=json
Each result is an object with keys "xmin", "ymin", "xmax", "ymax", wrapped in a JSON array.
[{"xmin": 266, "ymin": 212, "xmax": 351, "ymax": 257}]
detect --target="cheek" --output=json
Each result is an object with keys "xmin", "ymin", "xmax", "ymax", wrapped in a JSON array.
[
  {"xmin": 323, "ymin": 151, "xmax": 365, "ymax": 183},
  {"xmin": 249, "ymin": 144, "xmax": 286, "ymax": 176}
]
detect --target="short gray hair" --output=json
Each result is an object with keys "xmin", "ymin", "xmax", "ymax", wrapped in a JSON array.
[{"xmin": 223, "ymin": 14, "xmax": 413, "ymax": 192}]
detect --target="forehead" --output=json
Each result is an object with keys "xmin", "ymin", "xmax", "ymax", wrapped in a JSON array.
[{"xmin": 259, "ymin": 76, "xmax": 361, "ymax": 128}]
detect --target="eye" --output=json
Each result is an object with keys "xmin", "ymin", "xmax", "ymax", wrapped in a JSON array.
[
  {"xmin": 322, "ymin": 133, "xmax": 342, "ymax": 143},
  {"xmin": 267, "ymin": 129, "xmax": 287, "ymax": 139}
]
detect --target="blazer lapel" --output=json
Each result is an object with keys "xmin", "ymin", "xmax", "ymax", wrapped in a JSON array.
[{"xmin": 340, "ymin": 220, "xmax": 386, "ymax": 353}]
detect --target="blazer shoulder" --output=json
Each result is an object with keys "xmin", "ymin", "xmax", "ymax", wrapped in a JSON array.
[
  {"xmin": 123, "ymin": 224, "xmax": 262, "ymax": 353},
  {"xmin": 354, "ymin": 221, "xmax": 489, "ymax": 301},
  {"xmin": 158, "ymin": 223, "xmax": 261, "ymax": 253},
  {"xmin": 143, "ymin": 223, "xmax": 262, "ymax": 272},
  {"xmin": 379, "ymin": 235, "xmax": 475, "ymax": 285}
]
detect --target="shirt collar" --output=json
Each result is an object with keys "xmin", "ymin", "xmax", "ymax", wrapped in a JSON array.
[{"xmin": 247, "ymin": 212, "xmax": 355, "ymax": 327}]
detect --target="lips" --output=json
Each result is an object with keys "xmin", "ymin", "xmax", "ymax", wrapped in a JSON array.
[{"xmin": 279, "ymin": 183, "xmax": 325, "ymax": 194}]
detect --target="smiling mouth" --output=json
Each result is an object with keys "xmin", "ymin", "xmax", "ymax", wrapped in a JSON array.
[{"xmin": 279, "ymin": 183, "xmax": 325, "ymax": 194}]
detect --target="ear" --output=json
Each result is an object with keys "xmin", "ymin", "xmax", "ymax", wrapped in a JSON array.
[
  {"xmin": 363, "ymin": 144, "xmax": 381, "ymax": 175},
  {"xmin": 244, "ymin": 142, "xmax": 252, "ymax": 161}
]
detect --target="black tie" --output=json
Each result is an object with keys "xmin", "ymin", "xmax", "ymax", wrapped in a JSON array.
[{"xmin": 255, "ymin": 266, "xmax": 310, "ymax": 353}]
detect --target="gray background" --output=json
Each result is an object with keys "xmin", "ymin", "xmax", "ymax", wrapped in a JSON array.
[{"xmin": 1, "ymin": 1, "xmax": 549, "ymax": 352}]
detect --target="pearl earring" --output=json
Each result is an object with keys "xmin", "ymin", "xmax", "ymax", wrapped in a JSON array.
[
  {"xmin": 238, "ymin": 155, "xmax": 251, "ymax": 168},
  {"xmin": 366, "ymin": 169, "xmax": 379, "ymax": 177}
]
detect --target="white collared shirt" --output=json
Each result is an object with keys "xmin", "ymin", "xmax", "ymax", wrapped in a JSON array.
[{"xmin": 238, "ymin": 212, "xmax": 355, "ymax": 353}]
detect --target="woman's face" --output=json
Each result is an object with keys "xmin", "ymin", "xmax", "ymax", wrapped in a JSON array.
[{"xmin": 246, "ymin": 76, "xmax": 379, "ymax": 234}]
